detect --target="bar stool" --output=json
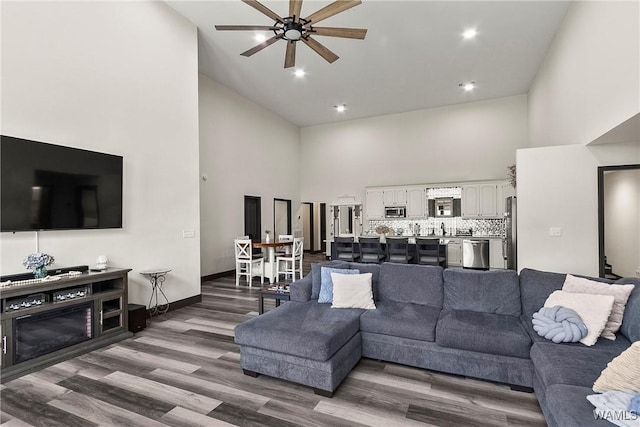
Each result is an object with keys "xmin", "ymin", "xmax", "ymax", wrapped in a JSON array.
[
  {"xmin": 415, "ymin": 238, "xmax": 447, "ymax": 268},
  {"xmin": 385, "ymin": 237, "xmax": 413, "ymax": 264},
  {"xmin": 359, "ymin": 236, "xmax": 385, "ymax": 263},
  {"xmin": 334, "ymin": 237, "xmax": 360, "ymax": 262}
]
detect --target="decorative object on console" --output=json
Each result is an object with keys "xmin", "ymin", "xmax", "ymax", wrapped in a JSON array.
[
  {"xmin": 95, "ymin": 255, "xmax": 109, "ymax": 270},
  {"xmin": 562, "ymin": 274, "xmax": 635, "ymax": 340},
  {"xmin": 532, "ymin": 306, "xmax": 587, "ymax": 343},
  {"xmin": 330, "ymin": 272, "xmax": 376, "ymax": 309},
  {"xmin": 265, "ymin": 230, "xmax": 272, "ymax": 243},
  {"xmin": 593, "ymin": 341, "xmax": 640, "ymax": 393},
  {"xmin": 543, "ymin": 290, "xmax": 614, "ymax": 346},
  {"xmin": 22, "ymin": 252, "xmax": 55, "ymax": 279}
]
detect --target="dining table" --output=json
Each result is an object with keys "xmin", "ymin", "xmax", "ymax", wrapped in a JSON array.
[{"xmin": 252, "ymin": 240, "xmax": 293, "ymax": 284}]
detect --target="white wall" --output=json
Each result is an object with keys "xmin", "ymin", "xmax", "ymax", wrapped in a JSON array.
[
  {"xmin": 199, "ymin": 75, "xmax": 300, "ymax": 276},
  {"xmin": 604, "ymin": 169, "xmax": 640, "ymax": 278},
  {"xmin": 0, "ymin": 1, "xmax": 201, "ymax": 307},
  {"xmin": 300, "ymin": 95, "xmax": 528, "ymax": 204},
  {"xmin": 520, "ymin": 0, "xmax": 640, "ymax": 276},
  {"xmin": 528, "ymin": 1, "xmax": 640, "ymax": 147},
  {"xmin": 517, "ymin": 143, "xmax": 640, "ymax": 276}
]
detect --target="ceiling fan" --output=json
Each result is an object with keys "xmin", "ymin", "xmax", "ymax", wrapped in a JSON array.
[{"xmin": 215, "ymin": 0, "xmax": 367, "ymax": 68}]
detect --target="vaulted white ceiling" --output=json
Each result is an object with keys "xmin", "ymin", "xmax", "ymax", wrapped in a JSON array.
[{"xmin": 166, "ymin": 1, "xmax": 571, "ymax": 127}]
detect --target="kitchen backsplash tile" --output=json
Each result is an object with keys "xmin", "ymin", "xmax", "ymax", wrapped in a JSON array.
[{"xmin": 368, "ymin": 217, "xmax": 504, "ymax": 238}]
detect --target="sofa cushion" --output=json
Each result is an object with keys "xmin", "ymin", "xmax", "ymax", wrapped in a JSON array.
[
  {"xmin": 359, "ymin": 301, "xmax": 440, "ymax": 342},
  {"xmin": 234, "ymin": 301, "xmax": 362, "ymax": 361},
  {"xmin": 563, "ymin": 274, "xmax": 635, "ymax": 340},
  {"xmin": 618, "ymin": 277, "xmax": 640, "ymax": 343},
  {"xmin": 318, "ymin": 267, "xmax": 360, "ymax": 303},
  {"xmin": 310, "ymin": 261, "xmax": 350, "ymax": 300},
  {"xmin": 443, "ymin": 268, "xmax": 521, "ymax": 316},
  {"xmin": 436, "ymin": 309, "xmax": 531, "ymax": 359},
  {"xmin": 545, "ymin": 384, "xmax": 614, "ymax": 427},
  {"xmin": 530, "ymin": 341, "xmax": 630, "ymax": 389},
  {"xmin": 520, "ymin": 268, "xmax": 566, "ymax": 319},
  {"xmin": 377, "ymin": 263, "xmax": 443, "ymax": 307}
]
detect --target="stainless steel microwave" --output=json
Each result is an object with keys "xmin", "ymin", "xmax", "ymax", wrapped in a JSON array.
[{"xmin": 385, "ymin": 206, "xmax": 406, "ymax": 218}]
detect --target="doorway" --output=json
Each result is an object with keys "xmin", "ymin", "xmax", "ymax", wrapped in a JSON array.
[
  {"xmin": 244, "ymin": 196, "xmax": 261, "ymax": 254},
  {"xmin": 273, "ymin": 198, "xmax": 292, "ymax": 237},
  {"xmin": 598, "ymin": 164, "xmax": 640, "ymax": 278},
  {"xmin": 320, "ymin": 203, "xmax": 327, "ymax": 253},
  {"xmin": 302, "ymin": 202, "xmax": 314, "ymax": 252}
]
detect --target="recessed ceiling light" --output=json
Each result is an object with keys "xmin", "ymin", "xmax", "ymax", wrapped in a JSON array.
[
  {"xmin": 463, "ymin": 29, "xmax": 478, "ymax": 39},
  {"xmin": 335, "ymin": 105, "xmax": 347, "ymax": 113},
  {"xmin": 254, "ymin": 34, "xmax": 267, "ymax": 43},
  {"xmin": 294, "ymin": 69, "xmax": 306, "ymax": 78},
  {"xmin": 459, "ymin": 82, "xmax": 476, "ymax": 91}
]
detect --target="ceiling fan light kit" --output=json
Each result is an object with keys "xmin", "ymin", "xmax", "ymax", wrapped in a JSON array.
[{"xmin": 215, "ymin": 0, "xmax": 367, "ymax": 69}]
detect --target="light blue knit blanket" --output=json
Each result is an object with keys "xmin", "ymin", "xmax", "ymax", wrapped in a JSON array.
[{"xmin": 532, "ymin": 306, "xmax": 587, "ymax": 343}]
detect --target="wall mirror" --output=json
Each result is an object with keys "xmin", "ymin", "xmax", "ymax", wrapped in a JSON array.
[
  {"xmin": 598, "ymin": 164, "xmax": 640, "ymax": 278},
  {"xmin": 332, "ymin": 204, "xmax": 362, "ymax": 237}
]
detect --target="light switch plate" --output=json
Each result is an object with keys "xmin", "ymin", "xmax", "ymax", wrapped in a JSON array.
[
  {"xmin": 183, "ymin": 229, "xmax": 195, "ymax": 238},
  {"xmin": 549, "ymin": 227, "xmax": 562, "ymax": 237}
]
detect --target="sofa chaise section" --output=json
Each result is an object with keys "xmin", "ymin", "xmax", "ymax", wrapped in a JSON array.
[{"xmin": 234, "ymin": 300, "xmax": 363, "ymax": 396}]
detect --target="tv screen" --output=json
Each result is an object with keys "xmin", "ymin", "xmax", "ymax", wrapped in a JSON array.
[{"xmin": 1, "ymin": 135, "xmax": 123, "ymax": 232}]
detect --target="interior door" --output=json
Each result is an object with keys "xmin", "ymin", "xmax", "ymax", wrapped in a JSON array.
[{"xmin": 244, "ymin": 195, "xmax": 261, "ymax": 253}]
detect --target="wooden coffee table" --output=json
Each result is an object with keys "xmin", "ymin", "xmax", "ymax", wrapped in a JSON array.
[{"xmin": 259, "ymin": 285, "xmax": 291, "ymax": 314}]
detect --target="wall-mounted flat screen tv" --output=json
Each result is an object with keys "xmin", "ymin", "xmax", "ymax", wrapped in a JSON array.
[{"xmin": 1, "ymin": 135, "xmax": 123, "ymax": 232}]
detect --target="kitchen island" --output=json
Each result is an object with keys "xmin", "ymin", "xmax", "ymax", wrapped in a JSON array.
[{"xmin": 329, "ymin": 235, "xmax": 506, "ymax": 269}]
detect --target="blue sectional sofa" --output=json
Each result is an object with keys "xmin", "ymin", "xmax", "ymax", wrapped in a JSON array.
[{"xmin": 234, "ymin": 261, "xmax": 640, "ymax": 426}]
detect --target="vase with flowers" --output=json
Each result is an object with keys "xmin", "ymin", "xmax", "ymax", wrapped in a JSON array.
[{"xmin": 23, "ymin": 253, "xmax": 55, "ymax": 279}]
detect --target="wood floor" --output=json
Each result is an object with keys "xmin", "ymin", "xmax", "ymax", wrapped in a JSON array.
[{"xmin": 0, "ymin": 253, "xmax": 547, "ymax": 427}]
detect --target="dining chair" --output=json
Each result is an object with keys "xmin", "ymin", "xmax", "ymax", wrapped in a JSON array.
[
  {"xmin": 358, "ymin": 236, "xmax": 385, "ymax": 263},
  {"xmin": 385, "ymin": 237, "xmax": 414, "ymax": 264},
  {"xmin": 276, "ymin": 234, "xmax": 294, "ymax": 256},
  {"xmin": 334, "ymin": 236, "xmax": 360, "ymax": 262},
  {"xmin": 276, "ymin": 237, "xmax": 304, "ymax": 281},
  {"xmin": 234, "ymin": 239, "xmax": 264, "ymax": 287},
  {"xmin": 415, "ymin": 237, "xmax": 447, "ymax": 268}
]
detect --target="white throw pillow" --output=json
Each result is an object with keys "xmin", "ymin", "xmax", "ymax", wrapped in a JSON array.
[
  {"xmin": 544, "ymin": 290, "xmax": 614, "ymax": 346},
  {"xmin": 331, "ymin": 272, "xmax": 376, "ymax": 310},
  {"xmin": 593, "ymin": 341, "xmax": 640, "ymax": 393},
  {"xmin": 563, "ymin": 274, "xmax": 635, "ymax": 340}
]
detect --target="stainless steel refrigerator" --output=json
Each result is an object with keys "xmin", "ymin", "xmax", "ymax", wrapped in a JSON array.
[{"xmin": 504, "ymin": 196, "xmax": 517, "ymax": 270}]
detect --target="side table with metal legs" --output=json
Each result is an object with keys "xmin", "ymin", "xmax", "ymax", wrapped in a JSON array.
[{"xmin": 139, "ymin": 269, "xmax": 171, "ymax": 320}]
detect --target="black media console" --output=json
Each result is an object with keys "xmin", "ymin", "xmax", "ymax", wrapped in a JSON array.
[{"xmin": 0, "ymin": 268, "xmax": 132, "ymax": 382}]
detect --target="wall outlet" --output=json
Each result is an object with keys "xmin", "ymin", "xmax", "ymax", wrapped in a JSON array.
[
  {"xmin": 549, "ymin": 227, "xmax": 562, "ymax": 237},
  {"xmin": 182, "ymin": 229, "xmax": 195, "ymax": 238},
  {"xmin": 636, "ymin": 267, "xmax": 640, "ymax": 278}
]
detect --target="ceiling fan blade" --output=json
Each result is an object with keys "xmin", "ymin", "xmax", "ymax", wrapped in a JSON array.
[
  {"xmin": 304, "ymin": 0, "xmax": 361, "ymax": 25},
  {"xmin": 284, "ymin": 40, "xmax": 296, "ymax": 68},
  {"xmin": 240, "ymin": 35, "xmax": 281, "ymax": 57},
  {"xmin": 241, "ymin": 0, "xmax": 283, "ymax": 23},
  {"xmin": 289, "ymin": 0, "xmax": 303, "ymax": 22},
  {"xmin": 302, "ymin": 36, "xmax": 339, "ymax": 63},
  {"xmin": 215, "ymin": 25, "xmax": 278, "ymax": 31},
  {"xmin": 311, "ymin": 27, "xmax": 367, "ymax": 39}
]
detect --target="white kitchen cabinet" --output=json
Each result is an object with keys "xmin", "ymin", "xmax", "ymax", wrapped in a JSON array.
[
  {"xmin": 462, "ymin": 184, "xmax": 498, "ymax": 218},
  {"xmin": 365, "ymin": 189, "xmax": 385, "ymax": 220},
  {"xmin": 406, "ymin": 187, "xmax": 426, "ymax": 218},
  {"xmin": 497, "ymin": 182, "xmax": 516, "ymax": 216},
  {"xmin": 489, "ymin": 239, "xmax": 505, "ymax": 269},
  {"xmin": 447, "ymin": 239, "xmax": 462, "ymax": 267},
  {"xmin": 383, "ymin": 188, "xmax": 407, "ymax": 206}
]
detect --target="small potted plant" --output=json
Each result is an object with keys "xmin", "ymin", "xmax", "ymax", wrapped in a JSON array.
[{"xmin": 23, "ymin": 252, "xmax": 55, "ymax": 279}]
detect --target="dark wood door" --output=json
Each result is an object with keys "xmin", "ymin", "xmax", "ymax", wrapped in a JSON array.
[{"xmin": 244, "ymin": 196, "xmax": 261, "ymax": 253}]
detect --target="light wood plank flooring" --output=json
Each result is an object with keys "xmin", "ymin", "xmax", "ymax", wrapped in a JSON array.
[{"xmin": 0, "ymin": 253, "xmax": 547, "ymax": 426}]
